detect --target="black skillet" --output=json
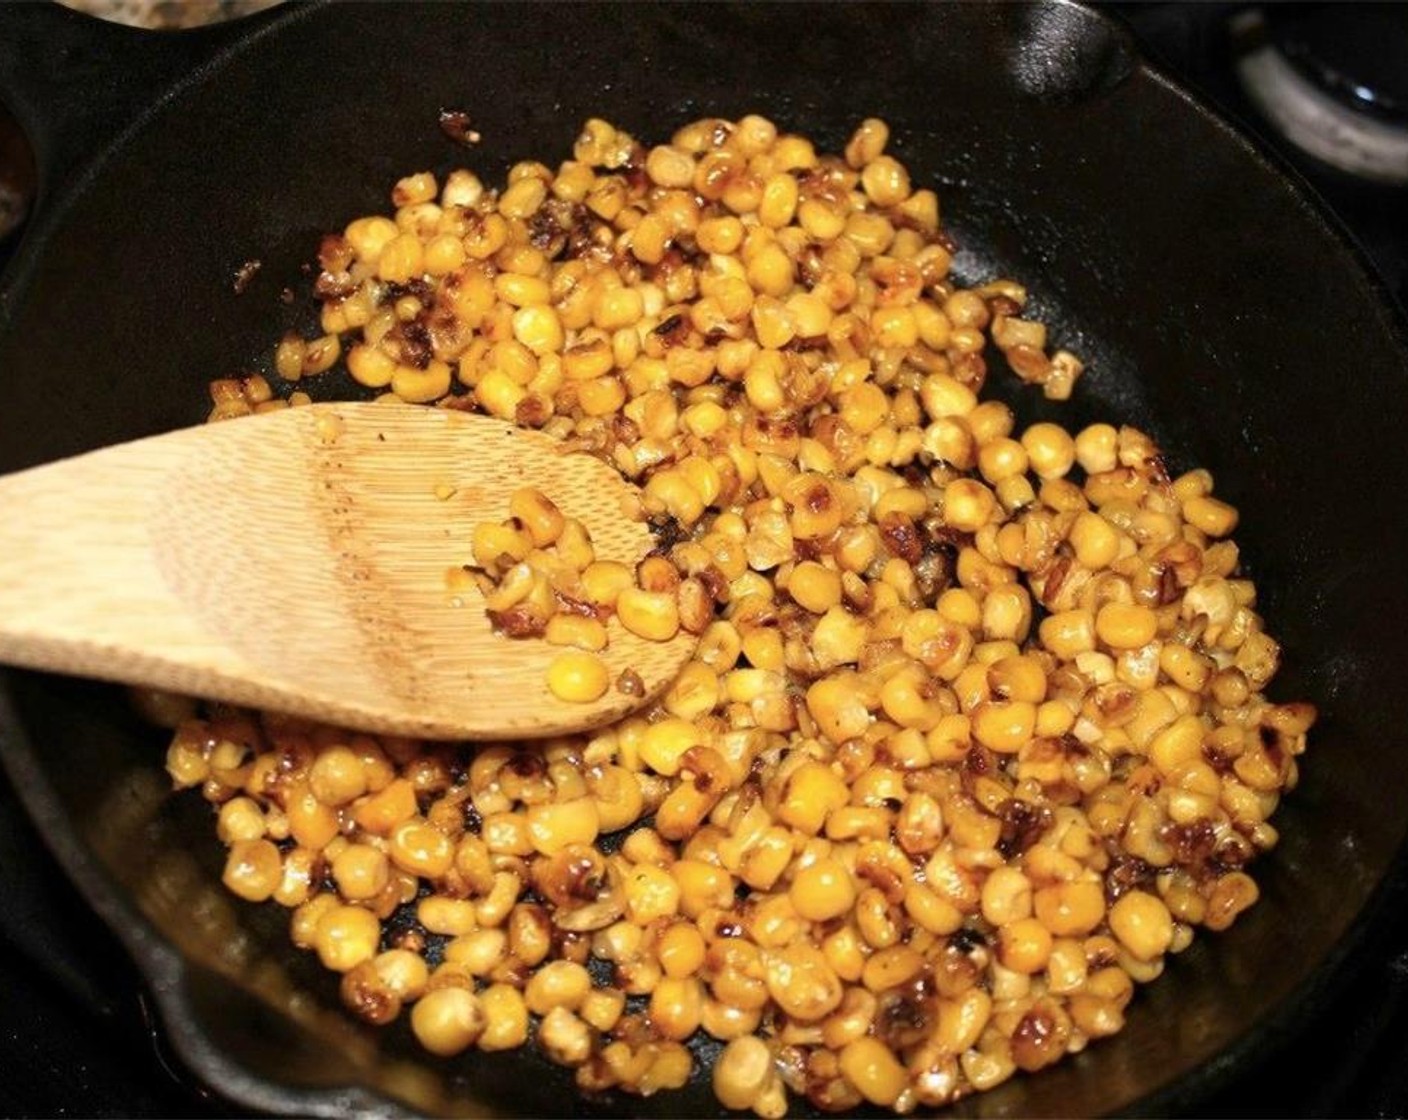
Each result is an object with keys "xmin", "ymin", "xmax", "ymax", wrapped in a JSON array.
[{"xmin": 2, "ymin": 2, "xmax": 1407, "ymax": 1116}]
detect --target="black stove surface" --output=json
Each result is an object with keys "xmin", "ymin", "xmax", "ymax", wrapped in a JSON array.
[{"xmin": 2, "ymin": 3, "xmax": 1407, "ymax": 1117}]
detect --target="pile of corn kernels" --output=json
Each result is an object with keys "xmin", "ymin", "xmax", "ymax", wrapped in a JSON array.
[{"xmin": 171, "ymin": 115, "xmax": 1314, "ymax": 1115}]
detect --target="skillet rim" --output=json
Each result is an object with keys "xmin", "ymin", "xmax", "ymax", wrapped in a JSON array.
[{"xmin": 1073, "ymin": 27, "xmax": 1408, "ymax": 1115}]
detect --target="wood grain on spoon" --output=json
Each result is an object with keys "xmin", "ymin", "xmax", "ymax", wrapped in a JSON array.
[{"xmin": 0, "ymin": 403, "xmax": 695, "ymax": 739}]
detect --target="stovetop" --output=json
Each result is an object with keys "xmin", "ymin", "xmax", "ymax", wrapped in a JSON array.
[{"xmin": 2, "ymin": 3, "xmax": 1407, "ymax": 1116}]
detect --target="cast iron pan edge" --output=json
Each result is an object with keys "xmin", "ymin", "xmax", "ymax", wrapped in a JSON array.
[
  {"xmin": 0, "ymin": 4, "xmax": 417, "ymax": 1115},
  {"xmin": 1, "ymin": 2, "xmax": 1407, "ymax": 1117},
  {"xmin": 1080, "ymin": 28, "xmax": 1408, "ymax": 1120},
  {"xmin": 0, "ymin": 0, "xmax": 313, "ymax": 329}
]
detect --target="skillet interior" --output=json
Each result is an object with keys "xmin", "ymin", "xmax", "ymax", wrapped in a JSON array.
[{"xmin": 2, "ymin": 2, "xmax": 1408, "ymax": 1116}]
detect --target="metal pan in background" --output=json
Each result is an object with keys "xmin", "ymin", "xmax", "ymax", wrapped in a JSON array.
[{"xmin": 1, "ymin": 2, "xmax": 1407, "ymax": 1115}]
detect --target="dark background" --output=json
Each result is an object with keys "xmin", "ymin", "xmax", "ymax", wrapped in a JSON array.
[{"xmin": 1, "ymin": 3, "xmax": 1406, "ymax": 1116}]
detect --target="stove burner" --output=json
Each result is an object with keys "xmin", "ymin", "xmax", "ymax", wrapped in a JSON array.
[{"xmin": 1233, "ymin": 6, "xmax": 1408, "ymax": 185}]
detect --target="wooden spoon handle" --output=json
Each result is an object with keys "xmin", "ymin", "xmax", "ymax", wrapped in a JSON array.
[{"xmin": 0, "ymin": 422, "xmax": 241, "ymax": 689}]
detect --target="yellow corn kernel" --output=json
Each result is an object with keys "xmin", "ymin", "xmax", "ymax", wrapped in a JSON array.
[
  {"xmin": 216, "ymin": 797, "xmax": 266, "ymax": 844},
  {"xmin": 981, "ymin": 866, "xmax": 1034, "ymax": 926},
  {"xmin": 444, "ymin": 930, "xmax": 506, "ymax": 977},
  {"xmin": 944, "ymin": 478, "xmax": 997, "ymax": 532},
  {"xmin": 222, "ymin": 839, "xmax": 282, "ymax": 902},
  {"xmin": 478, "ymin": 983, "xmax": 530, "ymax": 1051},
  {"xmin": 1074, "ymin": 423, "xmax": 1119, "ymax": 473},
  {"xmin": 525, "ymin": 960, "xmax": 592, "ymax": 1015},
  {"xmin": 862, "ymin": 945, "xmax": 925, "ymax": 993},
  {"xmin": 617, "ymin": 587, "xmax": 681, "ymax": 642},
  {"xmin": 977, "ymin": 436, "xmax": 1028, "ymax": 484},
  {"xmin": 1184, "ymin": 494, "xmax": 1239, "ymax": 537},
  {"xmin": 1069, "ymin": 510, "xmax": 1121, "ymax": 569},
  {"xmin": 411, "ymin": 987, "xmax": 485, "ymax": 1057},
  {"xmin": 624, "ymin": 862, "xmax": 681, "ymax": 924},
  {"xmin": 274, "ymin": 334, "xmax": 307, "ymax": 382},
  {"xmin": 1033, "ymin": 880, "xmax": 1106, "ymax": 937},
  {"xmin": 1096, "ymin": 603, "xmax": 1159, "ymax": 650},
  {"xmin": 347, "ymin": 344, "xmax": 396, "ymax": 389},
  {"xmin": 423, "ymin": 232, "xmax": 466, "ymax": 276},
  {"xmin": 594, "ymin": 287, "xmax": 644, "ymax": 330},
  {"xmin": 806, "ymin": 673, "xmax": 873, "ymax": 744},
  {"xmin": 388, "ymin": 818, "xmax": 454, "ymax": 879},
  {"xmin": 983, "ymin": 584, "xmax": 1032, "ymax": 642},
  {"xmin": 988, "ymin": 654, "xmax": 1047, "ymax": 704},
  {"xmin": 331, "ymin": 843, "xmax": 389, "ymax": 902},
  {"xmin": 999, "ymin": 917, "xmax": 1055, "ymax": 974},
  {"xmin": 580, "ymin": 987, "xmax": 627, "ymax": 1032},
  {"xmin": 746, "ymin": 243, "xmax": 795, "ymax": 298},
  {"xmin": 418, "ymin": 895, "xmax": 478, "ymax": 936},
  {"xmin": 475, "ymin": 368, "xmax": 527, "ymax": 419},
  {"xmin": 1021, "ymin": 422, "xmax": 1077, "ymax": 479},
  {"xmin": 392, "ymin": 171, "xmax": 438, "ymax": 207},
  {"xmin": 1040, "ymin": 609, "xmax": 1096, "ymax": 658},
  {"xmin": 314, "ymin": 904, "xmax": 381, "ymax": 973},
  {"xmin": 507, "ymin": 487, "xmax": 565, "ymax": 547},
  {"xmin": 971, "ymin": 700, "xmax": 1036, "ymax": 753},
  {"xmin": 511, "ymin": 304, "xmax": 564, "ymax": 356},
  {"xmin": 713, "ymin": 1035, "xmax": 776, "ymax": 1112},
  {"xmin": 789, "ymin": 858, "xmax": 856, "ymax": 922},
  {"xmin": 788, "ymin": 561, "xmax": 843, "ymax": 614},
  {"xmin": 545, "ymin": 615, "xmax": 609, "ymax": 652},
  {"xmin": 391, "ymin": 360, "xmax": 451, "ymax": 404},
  {"xmin": 650, "ymin": 975, "xmax": 705, "ymax": 1041},
  {"xmin": 758, "ymin": 172, "xmax": 800, "ymax": 229},
  {"xmin": 376, "ymin": 232, "xmax": 424, "ymax": 284},
  {"xmin": 635, "ymin": 718, "xmax": 701, "ymax": 777},
  {"xmin": 546, "ymin": 652, "xmax": 610, "ymax": 704},
  {"xmin": 657, "ymin": 923, "xmax": 707, "ymax": 979},
  {"xmin": 904, "ymin": 883, "xmax": 964, "ymax": 935},
  {"xmin": 763, "ymin": 943, "xmax": 842, "ymax": 1022},
  {"xmin": 498, "ymin": 175, "xmax": 547, "ymax": 219},
  {"xmin": 738, "ymin": 828, "xmax": 795, "ymax": 891},
  {"xmin": 525, "ymin": 797, "xmax": 599, "ymax": 855},
  {"xmin": 839, "ymin": 1037, "xmax": 908, "ymax": 1108},
  {"xmin": 1109, "ymin": 890, "xmax": 1174, "ymax": 962},
  {"xmin": 845, "ymin": 117, "xmax": 890, "ymax": 167},
  {"xmin": 777, "ymin": 761, "xmax": 850, "ymax": 835},
  {"xmin": 673, "ymin": 859, "xmax": 735, "ymax": 918},
  {"xmin": 344, "ymin": 215, "xmax": 399, "ymax": 261},
  {"xmin": 695, "ymin": 214, "xmax": 744, "ymax": 255}
]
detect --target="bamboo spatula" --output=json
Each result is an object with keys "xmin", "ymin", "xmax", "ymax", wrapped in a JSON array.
[{"xmin": 0, "ymin": 403, "xmax": 696, "ymax": 739}]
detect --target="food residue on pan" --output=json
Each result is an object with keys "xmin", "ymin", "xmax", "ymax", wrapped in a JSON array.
[
  {"xmin": 231, "ymin": 257, "xmax": 262, "ymax": 294},
  {"xmin": 168, "ymin": 113, "xmax": 1314, "ymax": 1116},
  {"xmin": 438, "ymin": 108, "xmax": 482, "ymax": 148}
]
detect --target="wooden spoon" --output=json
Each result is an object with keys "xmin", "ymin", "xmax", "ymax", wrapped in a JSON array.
[{"xmin": 0, "ymin": 402, "xmax": 696, "ymax": 739}]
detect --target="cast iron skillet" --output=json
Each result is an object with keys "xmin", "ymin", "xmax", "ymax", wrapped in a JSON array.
[{"xmin": 2, "ymin": 2, "xmax": 1407, "ymax": 1116}]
